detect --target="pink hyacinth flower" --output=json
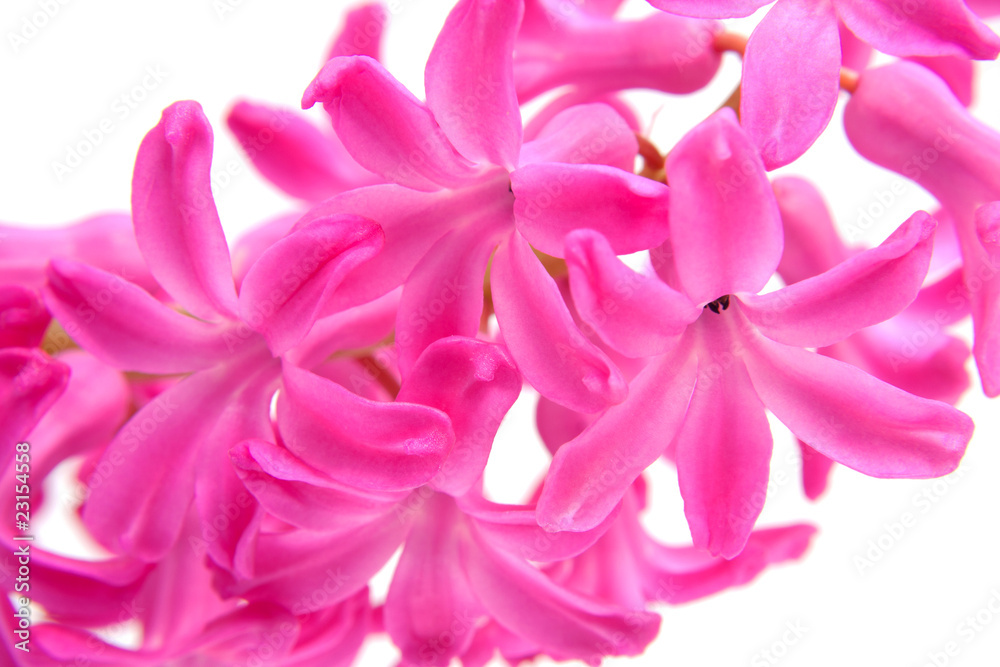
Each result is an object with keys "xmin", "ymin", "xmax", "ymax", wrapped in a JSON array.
[{"xmin": 536, "ymin": 107, "xmax": 974, "ymax": 559}]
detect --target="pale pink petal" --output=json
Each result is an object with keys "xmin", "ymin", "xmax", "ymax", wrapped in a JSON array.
[
  {"xmin": 512, "ymin": 163, "xmax": 671, "ymax": 258},
  {"xmin": 741, "ymin": 0, "xmax": 842, "ymax": 169},
  {"xmin": 741, "ymin": 315, "xmax": 974, "ymax": 479},
  {"xmin": 536, "ymin": 395, "xmax": 593, "ymax": 455},
  {"xmin": 773, "ymin": 176, "xmax": 851, "ymax": 284},
  {"xmin": 232, "ymin": 213, "xmax": 300, "ymax": 288},
  {"xmin": 522, "ymin": 90, "xmax": 641, "ymax": 143},
  {"xmin": 490, "ymin": 232, "xmax": 627, "ymax": 413},
  {"xmin": 425, "ymin": 0, "xmax": 524, "ymax": 169},
  {"xmin": 565, "ymin": 229, "xmax": 700, "ymax": 358},
  {"xmin": 673, "ymin": 314, "xmax": 773, "ymax": 559},
  {"xmin": 519, "ymin": 103, "xmax": 637, "ymax": 172},
  {"xmin": 0, "ymin": 285, "xmax": 49, "ymax": 348},
  {"xmin": 968, "ymin": 0, "xmax": 1000, "ymax": 17},
  {"xmin": 187, "ymin": 602, "xmax": 300, "ymax": 664},
  {"xmin": 385, "ymin": 493, "xmax": 482, "ymax": 667},
  {"xmin": 799, "ymin": 441, "xmax": 835, "ymax": 500},
  {"xmin": 463, "ymin": 532, "xmax": 660, "ymax": 664},
  {"xmin": 536, "ymin": 337, "xmax": 697, "ymax": 532},
  {"xmin": 231, "ymin": 439, "xmax": 405, "ymax": 531},
  {"xmin": 832, "ymin": 0, "xmax": 1000, "ymax": 58},
  {"xmin": 839, "ymin": 19, "xmax": 874, "ymax": 70},
  {"xmin": 278, "ymin": 363, "xmax": 454, "ymax": 490},
  {"xmin": 131, "ymin": 101, "xmax": 238, "ymax": 320},
  {"xmin": 238, "ymin": 214, "xmax": 384, "ymax": 354},
  {"xmin": 0, "ymin": 349, "xmax": 68, "ymax": 467},
  {"xmin": 43, "ymin": 259, "xmax": 238, "ymax": 374},
  {"xmin": 908, "ymin": 55, "xmax": 974, "ymax": 106},
  {"xmin": 81, "ymin": 350, "xmax": 274, "ymax": 561},
  {"xmin": 740, "ymin": 211, "xmax": 937, "ymax": 348},
  {"xmin": 327, "ymin": 2, "xmax": 388, "ymax": 60},
  {"xmin": 395, "ymin": 219, "xmax": 507, "ymax": 376},
  {"xmin": 667, "ymin": 108, "xmax": 783, "ymax": 304},
  {"xmin": 971, "ymin": 201, "xmax": 1000, "ymax": 396},
  {"xmin": 303, "ymin": 56, "xmax": 477, "ymax": 190},
  {"xmin": 397, "ymin": 338, "xmax": 521, "ymax": 496},
  {"xmin": 646, "ymin": 0, "xmax": 771, "ymax": 18},
  {"xmin": 226, "ymin": 101, "xmax": 378, "ymax": 202}
]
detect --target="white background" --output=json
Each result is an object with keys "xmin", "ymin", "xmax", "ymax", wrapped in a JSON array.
[{"xmin": 2, "ymin": 1, "xmax": 999, "ymax": 665}]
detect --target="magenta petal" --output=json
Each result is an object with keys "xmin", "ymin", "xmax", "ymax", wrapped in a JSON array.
[
  {"xmin": 397, "ymin": 338, "xmax": 521, "ymax": 496},
  {"xmin": 799, "ymin": 441, "xmax": 836, "ymax": 500},
  {"xmin": 278, "ymin": 363, "xmax": 454, "ymax": 491},
  {"xmin": 646, "ymin": 0, "xmax": 772, "ymax": 18},
  {"xmin": 0, "ymin": 285, "xmax": 49, "ymax": 348},
  {"xmin": 667, "ymin": 108, "xmax": 783, "ymax": 303},
  {"xmin": 512, "ymin": 163, "xmax": 671, "ymax": 257},
  {"xmin": 741, "ymin": 0, "xmax": 841, "ymax": 169},
  {"xmin": 646, "ymin": 524, "xmax": 816, "ymax": 604},
  {"xmin": 741, "ymin": 211, "xmax": 937, "ymax": 348},
  {"xmin": 226, "ymin": 101, "xmax": 377, "ymax": 202},
  {"xmin": 536, "ymin": 338, "xmax": 697, "ymax": 532},
  {"xmin": 536, "ymin": 395, "xmax": 593, "ymax": 455},
  {"xmin": 327, "ymin": 2, "xmax": 388, "ymax": 61},
  {"xmin": 385, "ymin": 493, "xmax": 481, "ymax": 667},
  {"xmin": 303, "ymin": 56, "xmax": 476, "ymax": 191},
  {"xmin": 519, "ymin": 103, "xmax": 637, "ymax": 171},
  {"xmin": 742, "ymin": 321, "xmax": 973, "ymax": 479},
  {"xmin": 425, "ymin": 0, "xmax": 524, "ymax": 169},
  {"xmin": 231, "ymin": 439, "xmax": 405, "ymax": 531},
  {"xmin": 832, "ymin": 0, "xmax": 1000, "ymax": 59},
  {"xmin": 972, "ymin": 202, "xmax": 1000, "ymax": 396},
  {"xmin": 238, "ymin": 214, "xmax": 384, "ymax": 354},
  {"xmin": 81, "ymin": 352, "xmax": 273, "ymax": 561},
  {"xmin": 565, "ymin": 229, "xmax": 700, "ymax": 358},
  {"xmin": 839, "ymin": 19, "xmax": 874, "ymax": 70},
  {"xmin": 908, "ymin": 55, "xmax": 975, "ymax": 107},
  {"xmin": 464, "ymin": 532, "xmax": 660, "ymax": 664},
  {"xmin": 131, "ymin": 101, "xmax": 238, "ymax": 320},
  {"xmin": 491, "ymin": 232, "xmax": 627, "ymax": 413},
  {"xmin": 674, "ymin": 316, "xmax": 773, "ymax": 559},
  {"xmin": 43, "ymin": 259, "xmax": 236, "ymax": 374},
  {"xmin": 0, "ymin": 349, "xmax": 68, "ymax": 466},
  {"xmin": 773, "ymin": 176, "xmax": 851, "ymax": 284},
  {"xmin": 396, "ymin": 220, "xmax": 506, "ymax": 376}
]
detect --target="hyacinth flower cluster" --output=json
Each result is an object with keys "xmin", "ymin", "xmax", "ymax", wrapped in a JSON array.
[{"xmin": 2, "ymin": 0, "xmax": 999, "ymax": 664}]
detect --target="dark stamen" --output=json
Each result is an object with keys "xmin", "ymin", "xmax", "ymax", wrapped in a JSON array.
[{"xmin": 704, "ymin": 295, "xmax": 731, "ymax": 314}]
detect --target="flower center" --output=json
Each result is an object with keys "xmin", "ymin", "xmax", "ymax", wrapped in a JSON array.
[{"xmin": 704, "ymin": 295, "xmax": 731, "ymax": 314}]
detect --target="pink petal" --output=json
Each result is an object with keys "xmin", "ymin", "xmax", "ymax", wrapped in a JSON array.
[
  {"xmin": 232, "ymin": 212, "xmax": 300, "ymax": 288},
  {"xmin": 385, "ymin": 493, "xmax": 481, "ymax": 667},
  {"xmin": 968, "ymin": 0, "xmax": 1000, "ymax": 17},
  {"xmin": 326, "ymin": 2, "xmax": 388, "ymax": 61},
  {"xmin": 673, "ymin": 313, "xmax": 773, "ymax": 559},
  {"xmin": 565, "ymin": 229, "xmax": 700, "ymax": 358},
  {"xmin": 292, "ymin": 180, "xmax": 504, "ymax": 314},
  {"xmin": 741, "ymin": 0, "xmax": 842, "ymax": 169},
  {"xmin": 536, "ymin": 395, "xmax": 593, "ymax": 455},
  {"xmin": 773, "ymin": 176, "xmax": 851, "ymax": 284},
  {"xmin": 972, "ymin": 201, "xmax": 1000, "ymax": 396},
  {"xmin": 395, "ymin": 219, "xmax": 507, "ymax": 376},
  {"xmin": 43, "ymin": 259, "xmax": 237, "ymax": 374},
  {"xmin": 741, "ymin": 316, "xmax": 974, "ymax": 479},
  {"xmin": 81, "ymin": 351, "xmax": 275, "ymax": 561},
  {"xmin": 512, "ymin": 163, "xmax": 671, "ymax": 257},
  {"xmin": 907, "ymin": 55, "xmax": 974, "ymax": 107},
  {"xmin": 231, "ymin": 439, "xmax": 405, "ymax": 531},
  {"xmin": 284, "ymin": 591, "xmax": 372, "ymax": 667},
  {"xmin": 397, "ymin": 338, "xmax": 521, "ymax": 496},
  {"xmin": 522, "ymin": 90, "xmax": 641, "ymax": 143},
  {"xmin": 0, "ymin": 349, "xmax": 68, "ymax": 467},
  {"xmin": 646, "ymin": 0, "xmax": 771, "ymax": 18},
  {"xmin": 278, "ymin": 363, "xmax": 454, "ymax": 491},
  {"xmin": 463, "ymin": 532, "xmax": 660, "ymax": 664},
  {"xmin": 0, "ymin": 285, "xmax": 49, "ymax": 348},
  {"xmin": 490, "ymin": 232, "xmax": 627, "ymax": 413},
  {"xmin": 226, "ymin": 101, "xmax": 378, "ymax": 202},
  {"xmin": 536, "ymin": 337, "xmax": 697, "ymax": 532},
  {"xmin": 131, "ymin": 101, "xmax": 238, "ymax": 320},
  {"xmin": 519, "ymin": 103, "xmax": 637, "ymax": 172},
  {"xmin": 741, "ymin": 211, "xmax": 937, "ymax": 348},
  {"xmin": 425, "ymin": 0, "xmax": 524, "ymax": 169},
  {"xmin": 799, "ymin": 441, "xmax": 835, "ymax": 500},
  {"xmin": 238, "ymin": 214, "xmax": 384, "ymax": 354},
  {"xmin": 219, "ymin": 509, "xmax": 409, "ymax": 613},
  {"xmin": 302, "ymin": 56, "xmax": 477, "ymax": 191},
  {"xmin": 832, "ymin": 0, "xmax": 1000, "ymax": 59},
  {"xmin": 666, "ymin": 108, "xmax": 783, "ymax": 304},
  {"xmin": 839, "ymin": 19, "xmax": 874, "ymax": 70}
]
